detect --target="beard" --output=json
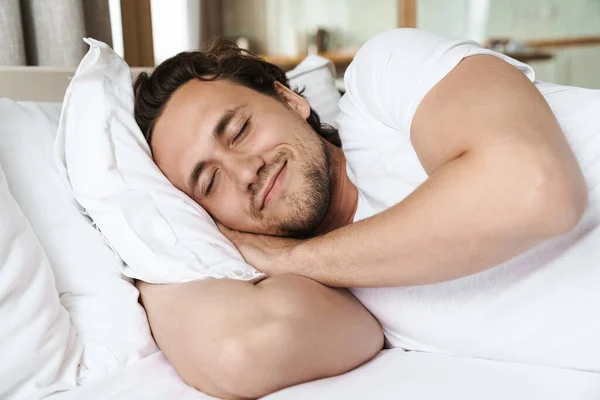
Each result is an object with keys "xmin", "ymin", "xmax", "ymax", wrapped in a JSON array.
[
  {"xmin": 276, "ymin": 140, "xmax": 332, "ymax": 237},
  {"xmin": 249, "ymin": 121, "xmax": 333, "ymax": 238}
]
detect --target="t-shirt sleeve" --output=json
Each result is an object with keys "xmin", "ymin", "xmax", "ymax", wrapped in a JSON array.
[{"xmin": 336, "ymin": 29, "xmax": 536, "ymax": 139}]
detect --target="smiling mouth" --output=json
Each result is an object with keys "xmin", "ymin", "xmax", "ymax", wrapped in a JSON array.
[{"xmin": 260, "ymin": 161, "xmax": 287, "ymax": 210}]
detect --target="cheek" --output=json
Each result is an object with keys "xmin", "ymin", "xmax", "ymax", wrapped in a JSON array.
[
  {"xmin": 203, "ymin": 189, "xmax": 250, "ymax": 230},
  {"xmin": 255, "ymin": 115, "xmax": 294, "ymax": 147},
  {"xmin": 286, "ymin": 160, "xmax": 310, "ymax": 196}
]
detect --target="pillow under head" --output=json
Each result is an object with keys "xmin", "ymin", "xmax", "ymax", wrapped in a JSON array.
[{"xmin": 56, "ymin": 38, "xmax": 264, "ymax": 284}]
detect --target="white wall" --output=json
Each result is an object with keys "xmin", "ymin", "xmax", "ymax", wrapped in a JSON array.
[
  {"xmin": 150, "ymin": 0, "xmax": 201, "ymax": 65},
  {"xmin": 417, "ymin": 0, "xmax": 600, "ymax": 88},
  {"xmin": 418, "ymin": 0, "xmax": 600, "ymax": 41},
  {"xmin": 224, "ymin": 0, "xmax": 398, "ymax": 54},
  {"xmin": 108, "ymin": 0, "xmax": 124, "ymax": 56}
]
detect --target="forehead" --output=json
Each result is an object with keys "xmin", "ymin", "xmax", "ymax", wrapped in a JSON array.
[
  {"xmin": 154, "ymin": 80, "xmax": 242, "ymax": 149},
  {"xmin": 153, "ymin": 79, "xmax": 246, "ymax": 145}
]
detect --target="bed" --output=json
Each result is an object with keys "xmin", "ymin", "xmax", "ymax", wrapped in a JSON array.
[
  {"xmin": 1, "ymin": 66, "xmax": 599, "ymax": 400},
  {"xmin": 50, "ymin": 349, "xmax": 600, "ymax": 400}
]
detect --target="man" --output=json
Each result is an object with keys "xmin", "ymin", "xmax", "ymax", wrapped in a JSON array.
[{"xmin": 133, "ymin": 29, "xmax": 597, "ymax": 399}]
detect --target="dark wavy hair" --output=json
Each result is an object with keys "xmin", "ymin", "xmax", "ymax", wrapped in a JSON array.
[{"xmin": 133, "ymin": 39, "xmax": 340, "ymax": 148}]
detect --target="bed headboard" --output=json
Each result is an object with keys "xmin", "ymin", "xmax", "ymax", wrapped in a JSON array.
[{"xmin": 0, "ymin": 66, "xmax": 152, "ymax": 102}]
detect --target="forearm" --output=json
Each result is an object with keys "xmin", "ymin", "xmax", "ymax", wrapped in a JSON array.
[
  {"xmin": 290, "ymin": 149, "xmax": 586, "ymax": 288},
  {"xmin": 139, "ymin": 276, "xmax": 382, "ymax": 399}
]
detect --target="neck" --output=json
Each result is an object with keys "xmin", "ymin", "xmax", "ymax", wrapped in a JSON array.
[{"xmin": 313, "ymin": 143, "xmax": 358, "ymax": 236}]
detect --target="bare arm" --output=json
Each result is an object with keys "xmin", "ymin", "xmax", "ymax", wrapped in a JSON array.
[
  {"xmin": 287, "ymin": 55, "xmax": 587, "ymax": 287},
  {"xmin": 138, "ymin": 275, "xmax": 383, "ymax": 399},
  {"xmin": 223, "ymin": 55, "xmax": 587, "ymax": 288}
]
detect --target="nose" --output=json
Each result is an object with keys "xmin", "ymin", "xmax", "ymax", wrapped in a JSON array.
[{"xmin": 221, "ymin": 153, "xmax": 264, "ymax": 192}]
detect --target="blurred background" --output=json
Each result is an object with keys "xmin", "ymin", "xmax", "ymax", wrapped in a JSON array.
[{"xmin": 1, "ymin": 0, "xmax": 599, "ymax": 88}]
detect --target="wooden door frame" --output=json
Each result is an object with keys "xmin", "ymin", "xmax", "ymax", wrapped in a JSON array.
[
  {"xmin": 398, "ymin": 0, "xmax": 417, "ymax": 28},
  {"xmin": 120, "ymin": 0, "xmax": 155, "ymax": 66}
]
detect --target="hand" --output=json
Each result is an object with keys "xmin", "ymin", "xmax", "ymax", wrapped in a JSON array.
[{"xmin": 217, "ymin": 223, "xmax": 302, "ymax": 277}]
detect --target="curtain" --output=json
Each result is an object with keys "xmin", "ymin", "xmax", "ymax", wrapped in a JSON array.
[
  {"xmin": 199, "ymin": 0, "xmax": 223, "ymax": 48},
  {"xmin": 0, "ymin": 0, "xmax": 112, "ymax": 67},
  {"xmin": 0, "ymin": 0, "xmax": 27, "ymax": 65}
]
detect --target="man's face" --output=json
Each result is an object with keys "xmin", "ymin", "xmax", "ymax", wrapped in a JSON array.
[{"xmin": 151, "ymin": 79, "xmax": 332, "ymax": 237}]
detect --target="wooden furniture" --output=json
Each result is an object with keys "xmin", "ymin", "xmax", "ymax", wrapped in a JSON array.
[
  {"xmin": 500, "ymin": 50, "xmax": 554, "ymax": 63},
  {"xmin": 524, "ymin": 36, "xmax": 600, "ymax": 49},
  {"xmin": 261, "ymin": 48, "xmax": 557, "ymax": 73},
  {"xmin": 260, "ymin": 51, "xmax": 355, "ymax": 72},
  {"xmin": 486, "ymin": 35, "xmax": 600, "ymax": 64}
]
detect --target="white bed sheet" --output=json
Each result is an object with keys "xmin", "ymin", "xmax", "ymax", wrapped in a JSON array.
[{"xmin": 50, "ymin": 349, "xmax": 600, "ymax": 400}]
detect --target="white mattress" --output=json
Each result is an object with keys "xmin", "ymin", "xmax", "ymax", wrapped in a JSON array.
[{"xmin": 48, "ymin": 349, "xmax": 600, "ymax": 400}]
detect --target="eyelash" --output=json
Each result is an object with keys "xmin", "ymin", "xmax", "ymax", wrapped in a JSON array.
[
  {"xmin": 205, "ymin": 169, "xmax": 217, "ymax": 195},
  {"xmin": 232, "ymin": 118, "xmax": 250, "ymax": 145}
]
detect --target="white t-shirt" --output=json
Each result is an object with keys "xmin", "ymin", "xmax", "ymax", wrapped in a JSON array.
[{"xmin": 336, "ymin": 29, "xmax": 600, "ymax": 371}]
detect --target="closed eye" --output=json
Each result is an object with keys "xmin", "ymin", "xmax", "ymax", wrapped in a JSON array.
[
  {"xmin": 232, "ymin": 118, "xmax": 250, "ymax": 145},
  {"xmin": 205, "ymin": 170, "xmax": 217, "ymax": 195}
]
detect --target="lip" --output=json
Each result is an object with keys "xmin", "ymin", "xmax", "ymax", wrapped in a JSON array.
[{"xmin": 260, "ymin": 161, "xmax": 287, "ymax": 210}]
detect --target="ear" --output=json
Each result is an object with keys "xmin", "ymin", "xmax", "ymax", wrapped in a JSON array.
[{"xmin": 274, "ymin": 81, "xmax": 311, "ymax": 120}]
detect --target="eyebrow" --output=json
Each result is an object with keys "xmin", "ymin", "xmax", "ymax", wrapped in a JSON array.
[
  {"xmin": 187, "ymin": 106, "xmax": 243, "ymax": 194},
  {"xmin": 215, "ymin": 106, "xmax": 242, "ymax": 139}
]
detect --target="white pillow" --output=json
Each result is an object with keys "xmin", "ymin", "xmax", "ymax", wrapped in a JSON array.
[
  {"xmin": 287, "ymin": 54, "xmax": 342, "ymax": 126},
  {"xmin": 0, "ymin": 161, "xmax": 81, "ymax": 399},
  {"xmin": 0, "ymin": 99, "xmax": 158, "ymax": 383},
  {"xmin": 56, "ymin": 38, "xmax": 264, "ymax": 284}
]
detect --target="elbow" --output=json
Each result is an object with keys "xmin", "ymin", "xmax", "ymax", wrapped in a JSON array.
[
  {"xmin": 525, "ymin": 164, "xmax": 588, "ymax": 237},
  {"xmin": 193, "ymin": 319, "xmax": 296, "ymax": 400}
]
